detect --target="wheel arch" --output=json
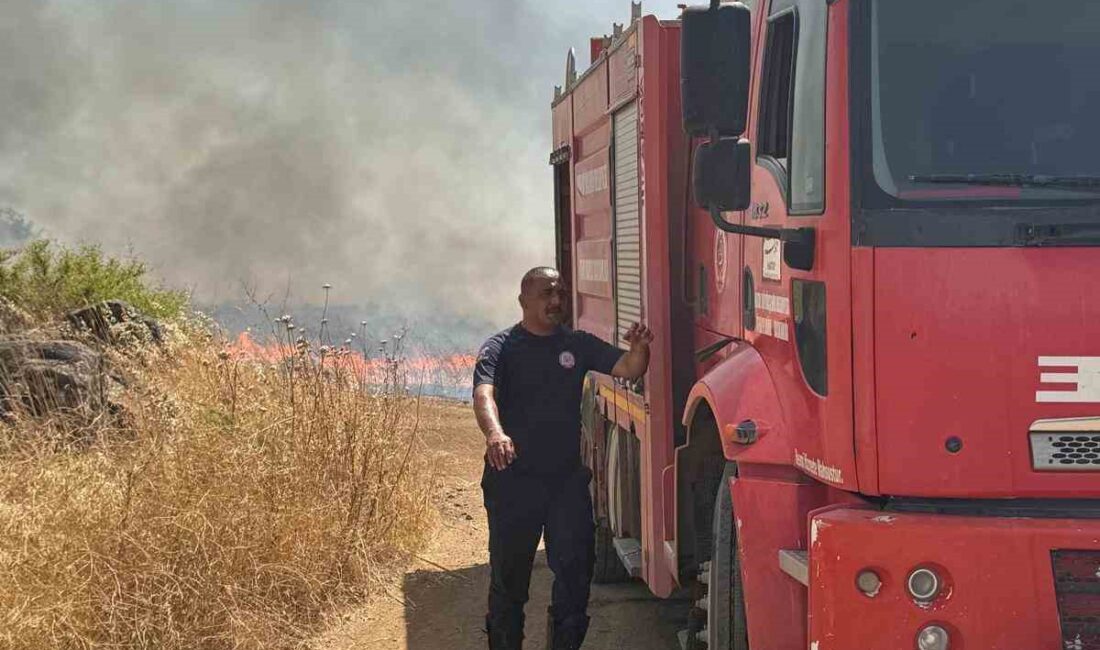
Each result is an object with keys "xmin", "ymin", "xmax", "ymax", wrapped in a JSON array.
[
  {"xmin": 681, "ymin": 343, "xmax": 788, "ymax": 463},
  {"xmin": 674, "ymin": 343, "xmax": 789, "ymax": 583}
]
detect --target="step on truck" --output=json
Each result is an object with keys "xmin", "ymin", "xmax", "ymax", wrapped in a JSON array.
[{"xmin": 549, "ymin": 1, "xmax": 1100, "ymax": 648}]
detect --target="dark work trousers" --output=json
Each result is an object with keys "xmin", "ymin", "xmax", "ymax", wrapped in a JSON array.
[{"xmin": 482, "ymin": 464, "xmax": 595, "ymax": 648}]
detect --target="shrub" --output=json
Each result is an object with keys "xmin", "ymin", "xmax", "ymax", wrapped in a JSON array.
[{"xmin": 0, "ymin": 240, "xmax": 189, "ymax": 323}]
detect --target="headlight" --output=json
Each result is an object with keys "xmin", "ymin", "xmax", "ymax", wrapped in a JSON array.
[
  {"xmin": 907, "ymin": 567, "xmax": 941, "ymax": 601},
  {"xmin": 916, "ymin": 624, "xmax": 949, "ymax": 650}
]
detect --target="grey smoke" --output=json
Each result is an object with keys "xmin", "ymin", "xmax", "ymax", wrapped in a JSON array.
[{"xmin": 0, "ymin": 0, "xmax": 683, "ymax": 330}]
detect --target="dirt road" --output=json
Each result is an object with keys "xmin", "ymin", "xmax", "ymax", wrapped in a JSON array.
[{"xmin": 315, "ymin": 400, "xmax": 686, "ymax": 650}]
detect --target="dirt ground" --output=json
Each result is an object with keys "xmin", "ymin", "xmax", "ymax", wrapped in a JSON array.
[{"xmin": 314, "ymin": 399, "xmax": 686, "ymax": 650}]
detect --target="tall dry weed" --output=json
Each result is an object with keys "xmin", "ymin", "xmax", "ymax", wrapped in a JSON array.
[{"xmin": 0, "ymin": 330, "xmax": 437, "ymax": 649}]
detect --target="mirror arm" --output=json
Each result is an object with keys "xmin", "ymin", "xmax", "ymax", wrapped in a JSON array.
[
  {"xmin": 708, "ymin": 207, "xmax": 817, "ymax": 271},
  {"xmin": 707, "ymin": 207, "xmax": 813, "ymax": 244}
]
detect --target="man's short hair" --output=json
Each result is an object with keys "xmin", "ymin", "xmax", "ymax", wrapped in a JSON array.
[{"xmin": 520, "ymin": 266, "xmax": 560, "ymax": 296}]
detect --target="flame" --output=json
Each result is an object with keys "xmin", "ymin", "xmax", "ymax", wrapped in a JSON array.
[{"xmin": 228, "ymin": 332, "xmax": 474, "ymax": 390}]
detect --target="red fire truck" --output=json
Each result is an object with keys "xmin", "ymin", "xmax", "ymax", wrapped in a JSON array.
[{"xmin": 550, "ymin": 1, "xmax": 1100, "ymax": 648}]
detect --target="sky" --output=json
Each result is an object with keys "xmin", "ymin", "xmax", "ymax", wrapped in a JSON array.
[{"xmin": 0, "ymin": 0, "xmax": 687, "ymax": 337}]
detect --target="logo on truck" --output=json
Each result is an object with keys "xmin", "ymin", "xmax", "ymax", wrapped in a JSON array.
[
  {"xmin": 1037, "ymin": 357, "xmax": 1100, "ymax": 403},
  {"xmin": 714, "ymin": 234, "xmax": 728, "ymax": 294}
]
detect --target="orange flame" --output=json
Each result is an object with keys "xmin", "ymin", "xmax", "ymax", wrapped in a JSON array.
[{"xmin": 228, "ymin": 332, "xmax": 474, "ymax": 389}]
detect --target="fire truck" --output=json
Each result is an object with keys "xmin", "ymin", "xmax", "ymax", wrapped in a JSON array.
[{"xmin": 550, "ymin": 1, "xmax": 1100, "ymax": 648}]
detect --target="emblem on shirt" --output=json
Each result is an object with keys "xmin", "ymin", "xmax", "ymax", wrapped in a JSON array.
[{"xmin": 559, "ymin": 351, "xmax": 576, "ymax": 369}]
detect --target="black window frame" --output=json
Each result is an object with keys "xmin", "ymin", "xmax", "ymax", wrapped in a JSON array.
[
  {"xmin": 756, "ymin": 0, "xmax": 827, "ymax": 216},
  {"xmin": 756, "ymin": 7, "xmax": 798, "ymax": 201}
]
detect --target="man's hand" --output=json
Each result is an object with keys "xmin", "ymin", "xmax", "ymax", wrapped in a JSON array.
[
  {"xmin": 474, "ymin": 384, "xmax": 515, "ymax": 470},
  {"xmin": 485, "ymin": 430, "xmax": 517, "ymax": 470},
  {"xmin": 622, "ymin": 322, "xmax": 654, "ymax": 351},
  {"xmin": 612, "ymin": 322, "xmax": 653, "ymax": 380}
]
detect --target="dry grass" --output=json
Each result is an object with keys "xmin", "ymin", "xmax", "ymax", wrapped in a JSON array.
[{"xmin": 0, "ymin": 327, "xmax": 438, "ymax": 649}]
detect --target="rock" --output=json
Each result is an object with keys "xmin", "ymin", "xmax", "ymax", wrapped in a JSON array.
[
  {"xmin": 0, "ymin": 340, "xmax": 107, "ymax": 418},
  {"xmin": 66, "ymin": 300, "xmax": 163, "ymax": 346}
]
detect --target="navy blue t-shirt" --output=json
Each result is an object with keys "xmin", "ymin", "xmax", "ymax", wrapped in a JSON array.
[{"xmin": 474, "ymin": 324, "xmax": 625, "ymax": 477}]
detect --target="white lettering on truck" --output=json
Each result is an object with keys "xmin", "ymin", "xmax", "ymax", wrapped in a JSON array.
[
  {"xmin": 1037, "ymin": 357, "xmax": 1100, "ymax": 403},
  {"xmin": 576, "ymin": 165, "xmax": 609, "ymax": 196},
  {"xmin": 794, "ymin": 450, "xmax": 844, "ymax": 484},
  {"xmin": 577, "ymin": 258, "xmax": 610, "ymax": 283}
]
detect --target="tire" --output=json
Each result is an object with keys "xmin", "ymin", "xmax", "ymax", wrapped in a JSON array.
[
  {"xmin": 582, "ymin": 379, "xmax": 628, "ymax": 584},
  {"xmin": 692, "ymin": 460, "xmax": 725, "ymax": 568},
  {"xmin": 592, "ymin": 516, "xmax": 630, "ymax": 583},
  {"xmin": 583, "ymin": 380, "xmax": 638, "ymax": 585},
  {"xmin": 706, "ymin": 463, "xmax": 749, "ymax": 650}
]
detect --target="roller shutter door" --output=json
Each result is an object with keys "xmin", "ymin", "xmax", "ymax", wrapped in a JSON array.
[{"xmin": 612, "ymin": 101, "xmax": 642, "ymax": 349}]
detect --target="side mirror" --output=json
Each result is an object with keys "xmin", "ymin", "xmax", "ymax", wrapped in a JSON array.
[
  {"xmin": 693, "ymin": 138, "xmax": 751, "ymax": 212},
  {"xmin": 681, "ymin": 3, "xmax": 752, "ymax": 137},
  {"xmin": 693, "ymin": 138, "xmax": 817, "ymax": 271}
]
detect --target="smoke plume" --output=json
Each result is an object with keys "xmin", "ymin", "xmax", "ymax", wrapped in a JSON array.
[{"xmin": 0, "ymin": 0, "xmax": 681, "ymax": 334}]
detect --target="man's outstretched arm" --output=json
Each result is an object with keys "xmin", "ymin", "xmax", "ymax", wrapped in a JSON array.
[
  {"xmin": 611, "ymin": 322, "xmax": 653, "ymax": 380},
  {"xmin": 473, "ymin": 384, "xmax": 516, "ymax": 470}
]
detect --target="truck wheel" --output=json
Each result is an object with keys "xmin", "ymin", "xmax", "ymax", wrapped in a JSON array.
[
  {"xmin": 703, "ymin": 463, "xmax": 749, "ymax": 650},
  {"xmin": 582, "ymin": 379, "xmax": 627, "ymax": 584},
  {"xmin": 592, "ymin": 516, "xmax": 629, "ymax": 583},
  {"xmin": 692, "ymin": 459, "xmax": 725, "ymax": 570}
]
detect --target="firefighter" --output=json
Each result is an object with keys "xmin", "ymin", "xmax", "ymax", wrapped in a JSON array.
[{"xmin": 472, "ymin": 266, "xmax": 652, "ymax": 650}]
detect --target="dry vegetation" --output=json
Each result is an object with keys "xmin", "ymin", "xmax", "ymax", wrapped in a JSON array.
[{"xmin": 0, "ymin": 242, "xmax": 438, "ymax": 649}]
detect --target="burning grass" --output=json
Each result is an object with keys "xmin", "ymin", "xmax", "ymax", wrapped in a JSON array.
[{"xmin": 0, "ymin": 322, "xmax": 438, "ymax": 648}]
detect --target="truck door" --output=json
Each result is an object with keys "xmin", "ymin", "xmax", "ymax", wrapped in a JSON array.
[{"xmin": 741, "ymin": 0, "xmax": 855, "ymax": 488}]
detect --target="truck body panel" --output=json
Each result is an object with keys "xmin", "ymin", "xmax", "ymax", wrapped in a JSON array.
[{"xmin": 554, "ymin": 16, "xmax": 690, "ymax": 597}]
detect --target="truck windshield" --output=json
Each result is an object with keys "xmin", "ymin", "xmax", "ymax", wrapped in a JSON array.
[{"xmin": 867, "ymin": 0, "xmax": 1100, "ymax": 204}]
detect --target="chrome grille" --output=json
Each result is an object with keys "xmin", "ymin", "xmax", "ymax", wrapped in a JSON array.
[
  {"xmin": 1053, "ymin": 550, "xmax": 1100, "ymax": 649},
  {"xmin": 1031, "ymin": 433, "xmax": 1100, "ymax": 471}
]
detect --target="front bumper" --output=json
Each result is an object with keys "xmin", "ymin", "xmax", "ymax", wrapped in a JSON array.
[{"xmin": 808, "ymin": 506, "xmax": 1100, "ymax": 649}]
